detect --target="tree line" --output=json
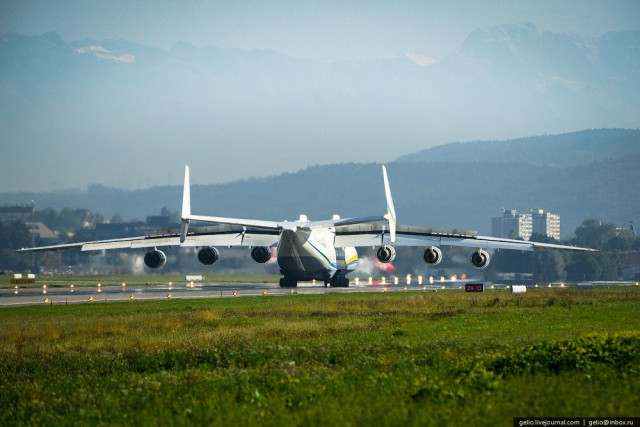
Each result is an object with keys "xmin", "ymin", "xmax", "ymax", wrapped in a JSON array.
[{"xmin": 490, "ymin": 219, "xmax": 639, "ymax": 282}]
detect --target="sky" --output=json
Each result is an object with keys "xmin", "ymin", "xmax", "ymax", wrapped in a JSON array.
[
  {"xmin": 1, "ymin": 0, "xmax": 639, "ymax": 193},
  {"xmin": 2, "ymin": 0, "xmax": 638, "ymax": 63}
]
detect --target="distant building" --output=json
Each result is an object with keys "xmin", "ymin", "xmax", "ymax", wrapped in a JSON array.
[
  {"xmin": 25, "ymin": 222, "xmax": 58, "ymax": 241},
  {"xmin": 531, "ymin": 209, "xmax": 561, "ymax": 240},
  {"xmin": 491, "ymin": 208, "xmax": 560, "ymax": 241},
  {"xmin": 0, "ymin": 205, "xmax": 34, "ymax": 223},
  {"xmin": 491, "ymin": 209, "xmax": 532, "ymax": 240}
]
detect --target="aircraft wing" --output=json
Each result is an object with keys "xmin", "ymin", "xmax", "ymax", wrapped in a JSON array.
[
  {"xmin": 17, "ymin": 225, "xmax": 280, "ymax": 252},
  {"xmin": 334, "ymin": 224, "xmax": 596, "ymax": 252}
]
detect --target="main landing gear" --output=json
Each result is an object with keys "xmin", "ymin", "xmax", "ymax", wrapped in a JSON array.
[
  {"xmin": 329, "ymin": 274, "xmax": 349, "ymax": 288},
  {"xmin": 279, "ymin": 277, "xmax": 298, "ymax": 288},
  {"xmin": 279, "ymin": 275, "xmax": 350, "ymax": 288}
]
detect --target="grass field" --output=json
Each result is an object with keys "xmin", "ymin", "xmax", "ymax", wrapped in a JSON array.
[{"xmin": 1, "ymin": 287, "xmax": 638, "ymax": 425}]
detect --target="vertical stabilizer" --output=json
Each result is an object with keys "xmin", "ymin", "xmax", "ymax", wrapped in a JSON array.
[
  {"xmin": 382, "ymin": 165, "xmax": 397, "ymax": 244},
  {"xmin": 180, "ymin": 166, "xmax": 191, "ymax": 243}
]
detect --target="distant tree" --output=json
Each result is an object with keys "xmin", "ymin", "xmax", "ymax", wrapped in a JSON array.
[
  {"xmin": 490, "ymin": 248, "xmax": 531, "ymax": 275},
  {"xmin": 571, "ymin": 219, "xmax": 618, "ymax": 250},
  {"xmin": 34, "ymin": 207, "xmax": 56, "ymax": 229},
  {"xmin": 565, "ymin": 252, "xmax": 620, "ymax": 281},
  {"xmin": 94, "ymin": 211, "xmax": 105, "ymax": 224},
  {"xmin": 565, "ymin": 219, "xmax": 624, "ymax": 281},
  {"xmin": 110, "ymin": 213, "xmax": 124, "ymax": 224},
  {"xmin": 55, "ymin": 208, "xmax": 91, "ymax": 234},
  {"xmin": 0, "ymin": 221, "xmax": 32, "ymax": 271},
  {"xmin": 532, "ymin": 243, "xmax": 567, "ymax": 283}
]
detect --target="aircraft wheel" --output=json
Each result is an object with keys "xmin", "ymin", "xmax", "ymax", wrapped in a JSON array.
[
  {"xmin": 279, "ymin": 277, "xmax": 298, "ymax": 288},
  {"xmin": 331, "ymin": 276, "xmax": 349, "ymax": 288}
]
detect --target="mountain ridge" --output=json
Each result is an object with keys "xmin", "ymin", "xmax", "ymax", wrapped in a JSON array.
[
  {"xmin": 396, "ymin": 128, "xmax": 640, "ymax": 166},
  {"xmin": 2, "ymin": 24, "xmax": 639, "ymax": 192},
  {"xmin": 1, "ymin": 129, "xmax": 638, "ymax": 238}
]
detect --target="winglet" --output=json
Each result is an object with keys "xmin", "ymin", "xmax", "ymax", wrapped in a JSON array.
[
  {"xmin": 382, "ymin": 165, "xmax": 397, "ymax": 244},
  {"xmin": 180, "ymin": 165, "xmax": 191, "ymax": 243}
]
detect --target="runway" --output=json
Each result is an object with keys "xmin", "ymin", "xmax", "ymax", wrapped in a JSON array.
[
  {"xmin": 5, "ymin": 280, "xmax": 623, "ymax": 308},
  {"xmin": 0, "ymin": 281, "xmax": 451, "ymax": 307}
]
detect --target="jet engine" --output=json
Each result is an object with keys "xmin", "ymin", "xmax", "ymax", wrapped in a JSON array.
[
  {"xmin": 422, "ymin": 246, "xmax": 442, "ymax": 265},
  {"xmin": 470, "ymin": 249, "xmax": 491, "ymax": 269},
  {"xmin": 376, "ymin": 245, "xmax": 396, "ymax": 263},
  {"xmin": 197, "ymin": 247, "xmax": 220, "ymax": 265},
  {"xmin": 251, "ymin": 246, "xmax": 272, "ymax": 263},
  {"xmin": 144, "ymin": 249, "xmax": 167, "ymax": 269}
]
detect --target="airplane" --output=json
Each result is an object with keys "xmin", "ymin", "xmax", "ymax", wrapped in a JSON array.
[{"xmin": 18, "ymin": 165, "xmax": 596, "ymax": 288}]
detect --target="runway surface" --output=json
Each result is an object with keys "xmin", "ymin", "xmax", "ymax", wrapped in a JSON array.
[
  {"xmin": 4, "ymin": 280, "xmax": 630, "ymax": 308},
  {"xmin": 0, "ymin": 281, "xmax": 452, "ymax": 307}
]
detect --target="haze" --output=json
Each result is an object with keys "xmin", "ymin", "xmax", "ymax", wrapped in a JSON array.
[{"xmin": 1, "ymin": 0, "xmax": 639, "ymax": 192}]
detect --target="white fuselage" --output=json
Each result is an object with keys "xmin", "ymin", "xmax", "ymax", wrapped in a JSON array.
[{"xmin": 276, "ymin": 228, "xmax": 358, "ymax": 282}]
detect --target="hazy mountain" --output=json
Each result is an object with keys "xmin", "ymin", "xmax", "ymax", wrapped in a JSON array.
[
  {"xmin": 1, "ymin": 23, "xmax": 639, "ymax": 192},
  {"xmin": 1, "ymin": 130, "xmax": 638, "ymax": 238},
  {"xmin": 397, "ymin": 129, "xmax": 640, "ymax": 166}
]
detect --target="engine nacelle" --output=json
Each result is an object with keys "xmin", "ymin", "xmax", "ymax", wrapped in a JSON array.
[
  {"xmin": 376, "ymin": 245, "xmax": 396, "ymax": 263},
  {"xmin": 251, "ymin": 246, "xmax": 272, "ymax": 263},
  {"xmin": 422, "ymin": 246, "xmax": 442, "ymax": 265},
  {"xmin": 144, "ymin": 249, "xmax": 167, "ymax": 269},
  {"xmin": 197, "ymin": 247, "xmax": 220, "ymax": 265},
  {"xmin": 470, "ymin": 249, "xmax": 491, "ymax": 269}
]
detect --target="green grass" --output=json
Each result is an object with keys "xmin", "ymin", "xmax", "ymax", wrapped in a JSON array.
[{"xmin": 1, "ymin": 288, "xmax": 639, "ymax": 426}]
